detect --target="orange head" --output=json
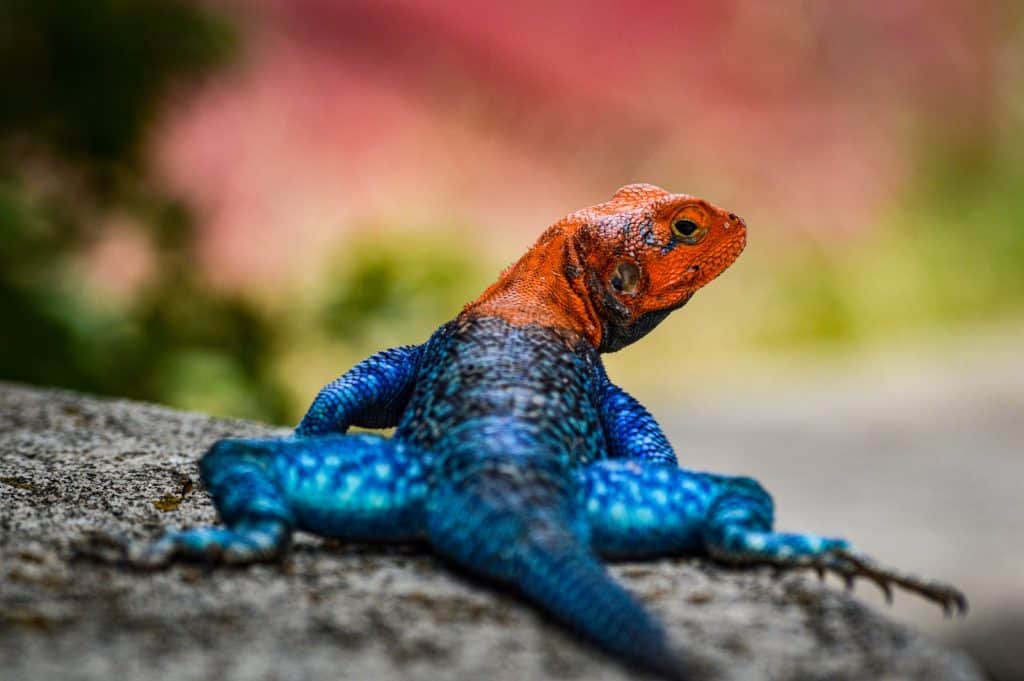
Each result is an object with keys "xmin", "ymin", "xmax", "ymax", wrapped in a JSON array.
[{"xmin": 464, "ymin": 183, "xmax": 747, "ymax": 352}]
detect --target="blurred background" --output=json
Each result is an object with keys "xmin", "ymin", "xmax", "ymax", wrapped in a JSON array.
[{"xmin": 1, "ymin": 0, "xmax": 1021, "ymax": 678}]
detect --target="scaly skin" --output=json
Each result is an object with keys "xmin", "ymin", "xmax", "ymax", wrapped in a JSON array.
[{"xmin": 111, "ymin": 184, "xmax": 966, "ymax": 680}]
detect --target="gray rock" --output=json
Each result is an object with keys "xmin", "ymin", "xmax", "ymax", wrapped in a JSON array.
[{"xmin": 0, "ymin": 382, "xmax": 983, "ymax": 681}]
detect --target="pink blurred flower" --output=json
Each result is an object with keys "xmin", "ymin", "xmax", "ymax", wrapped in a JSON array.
[{"xmin": 156, "ymin": 0, "xmax": 1009, "ymax": 288}]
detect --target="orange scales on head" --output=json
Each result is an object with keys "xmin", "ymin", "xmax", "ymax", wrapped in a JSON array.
[{"xmin": 463, "ymin": 183, "xmax": 748, "ymax": 352}]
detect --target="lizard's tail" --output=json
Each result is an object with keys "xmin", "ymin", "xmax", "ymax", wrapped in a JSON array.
[{"xmin": 426, "ymin": 455, "xmax": 706, "ymax": 681}]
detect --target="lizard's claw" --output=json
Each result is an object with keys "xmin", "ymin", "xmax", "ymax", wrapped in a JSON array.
[
  {"xmin": 763, "ymin": 547, "xmax": 967, "ymax": 616},
  {"xmin": 829, "ymin": 547, "xmax": 968, "ymax": 616},
  {"xmin": 72, "ymin": 530, "xmax": 176, "ymax": 569},
  {"xmin": 716, "ymin": 541, "xmax": 968, "ymax": 616}
]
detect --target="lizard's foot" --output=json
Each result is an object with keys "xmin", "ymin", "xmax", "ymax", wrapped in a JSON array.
[
  {"xmin": 75, "ymin": 521, "xmax": 290, "ymax": 569},
  {"xmin": 827, "ymin": 547, "xmax": 967, "ymax": 616},
  {"xmin": 133, "ymin": 521, "xmax": 291, "ymax": 567},
  {"xmin": 707, "ymin": 533, "xmax": 967, "ymax": 616}
]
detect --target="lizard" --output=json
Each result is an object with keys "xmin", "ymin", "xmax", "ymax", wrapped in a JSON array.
[{"xmin": 108, "ymin": 184, "xmax": 966, "ymax": 679}]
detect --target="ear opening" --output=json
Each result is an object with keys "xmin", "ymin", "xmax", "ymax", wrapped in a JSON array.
[{"xmin": 610, "ymin": 261, "xmax": 640, "ymax": 295}]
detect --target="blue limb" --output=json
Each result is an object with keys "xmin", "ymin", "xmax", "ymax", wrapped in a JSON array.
[
  {"xmin": 580, "ymin": 463, "xmax": 848, "ymax": 562},
  {"xmin": 577, "ymin": 461, "xmax": 966, "ymax": 614},
  {"xmin": 130, "ymin": 433, "xmax": 432, "ymax": 566},
  {"xmin": 577, "ymin": 459, "xmax": 714, "ymax": 558},
  {"xmin": 295, "ymin": 344, "xmax": 423, "ymax": 436},
  {"xmin": 703, "ymin": 475, "xmax": 966, "ymax": 613},
  {"xmin": 597, "ymin": 373, "xmax": 677, "ymax": 465},
  {"xmin": 702, "ymin": 475, "xmax": 848, "ymax": 563},
  {"xmin": 130, "ymin": 438, "xmax": 296, "ymax": 566},
  {"xmin": 580, "ymin": 461, "xmax": 845, "ymax": 561}
]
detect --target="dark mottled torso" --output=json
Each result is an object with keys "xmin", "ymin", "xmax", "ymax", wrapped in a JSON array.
[{"xmin": 395, "ymin": 316, "xmax": 608, "ymax": 467}]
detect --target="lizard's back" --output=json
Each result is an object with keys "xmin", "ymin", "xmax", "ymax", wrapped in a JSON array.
[{"xmin": 395, "ymin": 314, "xmax": 608, "ymax": 468}]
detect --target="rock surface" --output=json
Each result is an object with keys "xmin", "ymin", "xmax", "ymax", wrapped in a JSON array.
[{"xmin": 0, "ymin": 382, "xmax": 983, "ymax": 681}]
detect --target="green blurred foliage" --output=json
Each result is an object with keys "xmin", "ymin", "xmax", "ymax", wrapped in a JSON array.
[
  {"xmin": 322, "ymin": 235, "xmax": 486, "ymax": 345},
  {"xmin": 0, "ymin": 0, "xmax": 290, "ymax": 422},
  {"xmin": 0, "ymin": 0, "xmax": 234, "ymax": 165},
  {"xmin": 2, "ymin": 0, "xmax": 1022, "ymax": 423},
  {"xmin": 751, "ymin": 127, "xmax": 1024, "ymax": 351}
]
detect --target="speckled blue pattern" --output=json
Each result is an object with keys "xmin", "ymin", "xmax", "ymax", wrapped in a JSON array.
[
  {"xmin": 397, "ymin": 317, "xmax": 607, "ymax": 465},
  {"xmin": 130, "ymin": 313, "xmax": 964, "ymax": 680}
]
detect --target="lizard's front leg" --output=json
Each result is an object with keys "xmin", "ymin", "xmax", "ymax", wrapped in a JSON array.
[
  {"xmin": 577, "ymin": 461, "xmax": 967, "ymax": 614},
  {"xmin": 124, "ymin": 434, "xmax": 431, "ymax": 567},
  {"xmin": 84, "ymin": 344, "xmax": 428, "ymax": 567},
  {"xmin": 598, "ymin": 374, "xmax": 677, "ymax": 465},
  {"xmin": 296, "ymin": 344, "xmax": 423, "ymax": 436}
]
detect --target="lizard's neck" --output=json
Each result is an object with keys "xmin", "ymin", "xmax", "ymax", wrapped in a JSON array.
[{"xmin": 461, "ymin": 231, "xmax": 603, "ymax": 348}]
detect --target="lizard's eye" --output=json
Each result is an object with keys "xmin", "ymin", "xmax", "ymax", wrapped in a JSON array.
[{"xmin": 671, "ymin": 218, "xmax": 707, "ymax": 244}]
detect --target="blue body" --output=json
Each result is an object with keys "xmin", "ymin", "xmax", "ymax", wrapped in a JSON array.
[{"xmin": 136, "ymin": 315, "xmax": 855, "ymax": 679}]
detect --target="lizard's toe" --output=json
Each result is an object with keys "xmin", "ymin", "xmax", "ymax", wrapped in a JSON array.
[
  {"xmin": 830, "ymin": 548, "xmax": 968, "ymax": 616},
  {"xmin": 124, "ymin": 535, "xmax": 181, "ymax": 569}
]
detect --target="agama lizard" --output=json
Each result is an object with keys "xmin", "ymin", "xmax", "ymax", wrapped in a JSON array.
[{"xmin": 113, "ymin": 184, "xmax": 966, "ymax": 679}]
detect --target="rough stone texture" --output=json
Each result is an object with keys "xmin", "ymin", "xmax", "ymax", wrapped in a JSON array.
[{"xmin": 0, "ymin": 382, "xmax": 984, "ymax": 681}]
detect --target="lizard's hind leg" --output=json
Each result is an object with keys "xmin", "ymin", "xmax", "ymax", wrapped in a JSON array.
[
  {"xmin": 577, "ymin": 460, "xmax": 716, "ymax": 558},
  {"xmin": 577, "ymin": 464, "xmax": 965, "ymax": 614},
  {"xmin": 127, "ymin": 437, "xmax": 296, "ymax": 566},
  {"xmin": 703, "ymin": 475, "xmax": 967, "ymax": 614},
  {"xmin": 128, "ymin": 433, "xmax": 432, "ymax": 567}
]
